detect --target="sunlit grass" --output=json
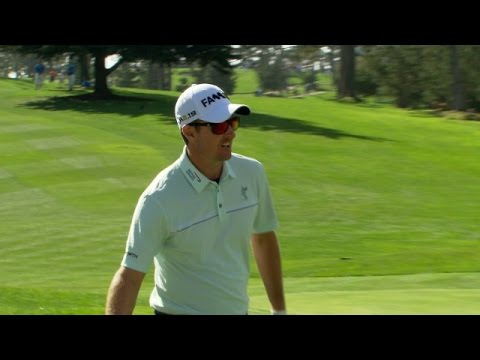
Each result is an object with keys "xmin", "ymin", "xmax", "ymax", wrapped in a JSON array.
[{"xmin": 1, "ymin": 78, "xmax": 480, "ymax": 314}]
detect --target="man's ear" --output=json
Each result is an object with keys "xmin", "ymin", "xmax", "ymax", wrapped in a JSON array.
[{"xmin": 181, "ymin": 125, "xmax": 195, "ymax": 140}]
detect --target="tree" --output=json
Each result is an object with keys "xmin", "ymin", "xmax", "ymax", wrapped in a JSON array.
[
  {"xmin": 6, "ymin": 45, "xmax": 236, "ymax": 98},
  {"xmin": 354, "ymin": 53, "xmax": 378, "ymax": 97},
  {"xmin": 338, "ymin": 45, "xmax": 356, "ymax": 99},
  {"xmin": 78, "ymin": 53, "xmax": 91, "ymax": 84},
  {"xmin": 255, "ymin": 45, "xmax": 289, "ymax": 93},
  {"xmin": 362, "ymin": 45, "xmax": 451, "ymax": 109},
  {"xmin": 142, "ymin": 61, "xmax": 161, "ymax": 90},
  {"xmin": 328, "ymin": 45, "xmax": 338, "ymax": 87},
  {"xmin": 193, "ymin": 62, "xmax": 236, "ymax": 94},
  {"xmin": 449, "ymin": 45, "xmax": 465, "ymax": 111},
  {"xmin": 112, "ymin": 61, "xmax": 145, "ymax": 88},
  {"xmin": 457, "ymin": 45, "xmax": 480, "ymax": 110}
]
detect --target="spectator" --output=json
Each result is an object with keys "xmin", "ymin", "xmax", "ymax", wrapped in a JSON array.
[
  {"xmin": 58, "ymin": 66, "xmax": 65, "ymax": 84},
  {"xmin": 81, "ymin": 80, "xmax": 91, "ymax": 89},
  {"xmin": 66, "ymin": 63, "xmax": 76, "ymax": 90},
  {"xmin": 34, "ymin": 62, "xmax": 45, "ymax": 90},
  {"xmin": 49, "ymin": 68, "xmax": 57, "ymax": 82}
]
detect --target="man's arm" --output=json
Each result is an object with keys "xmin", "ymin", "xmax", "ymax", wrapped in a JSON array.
[
  {"xmin": 251, "ymin": 231, "xmax": 286, "ymax": 313},
  {"xmin": 105, "ymin": 266, "xmax": 146, "ymax": 315}
]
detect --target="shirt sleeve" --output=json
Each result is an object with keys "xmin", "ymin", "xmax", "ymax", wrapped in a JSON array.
[
  {"xmin": 253, "ymin": 163, "xmax": 279, "ymax": 234},
  {"xmin": 121, "ymin": 193, "xmax": 168, "ymax": 273}
]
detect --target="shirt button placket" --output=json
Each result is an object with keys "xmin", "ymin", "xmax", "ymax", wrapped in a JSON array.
[{"xmin": 216, "ymin": 186, "xmax": 226, "ymax": 222}]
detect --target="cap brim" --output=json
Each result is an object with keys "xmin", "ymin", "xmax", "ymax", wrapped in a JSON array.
[{"xmin": 202, "ymin": 104, "xmax": 251, "ymax": 123}]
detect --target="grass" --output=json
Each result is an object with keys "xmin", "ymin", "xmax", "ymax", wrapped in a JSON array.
[
  {"xmin": 5, "ymin": 273, "xmax": 480, "ymax": 315},
  {"xmin": 249, "ymin": 273, "xmax": 480, "ymax": 314},
  {"xmin": 1, "ymin": 78, "xmax": 480, "ymax": 314},
  {"xmin": 170, "ymin": 67, "xmax": 259, "ymax": 94}
]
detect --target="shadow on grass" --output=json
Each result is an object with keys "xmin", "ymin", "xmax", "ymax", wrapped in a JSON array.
[
  {"xmin": 7, "ymin": 80, "xmax": 36, "ymax": 90},
  {"xmin": 408, "ymin": 109, "xmax": 443, "ymax": 119},
  {"xmin": 242, "ymin": 114, "xmax": 388, "ymax": 141},
  {"xmin": 323, "ymin": 96, "xmax": 392, "ymax": 109},
  {"xmin": 20, "ymin": 90, "xmax": 389, "ymax": 141},
  {"xmin": 323, "ymin": 96, "xmax": 446, "ymax": 121},
  {"xmin": 21, "ymin": 91, "xmax": 175, "ymax": 120}
]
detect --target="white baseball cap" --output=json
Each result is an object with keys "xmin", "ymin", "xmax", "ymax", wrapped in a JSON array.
[{"xmin": 175, "ymin": 83, "xmax": 251, "ymax": 128}]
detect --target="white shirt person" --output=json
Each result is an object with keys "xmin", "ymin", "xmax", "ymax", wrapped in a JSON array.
[{"xmin": 106, "ymin": 83, "xmax": 286, "ymax": 315}]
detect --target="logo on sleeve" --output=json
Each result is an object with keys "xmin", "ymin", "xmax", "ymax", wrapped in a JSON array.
[{"xmin": 126, "ymin": 251, "xmax": 138, "ymax": 259}]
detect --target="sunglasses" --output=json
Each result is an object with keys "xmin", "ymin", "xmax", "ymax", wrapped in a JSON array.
[{"xmin": 191, "ymin": 116, "xmax": 240, "ymax": 135}]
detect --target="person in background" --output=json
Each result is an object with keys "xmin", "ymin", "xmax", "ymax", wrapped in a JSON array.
[
  {"xmin": 81, "ymin": 80, "xmax": 91, "ymax": 89},
  {"xmin": 58, "ymin": 66, "xmax": 65, "ymax": 84},
  {"xmin": 106, "ymin": 83, "xmax": 287, "ymax": 315},
  {"xmin": 66, "ymin": 63, "xmax": 76, "ymax": 90},
  {"xmin": 34, "ymin": 62, "xmax": 45, "ymax": 90},
  {"xmin": 49, "ymin": 68, "xmax": 57, "ymax": 82}
]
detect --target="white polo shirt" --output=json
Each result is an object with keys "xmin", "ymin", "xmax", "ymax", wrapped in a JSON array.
[{"xmin": 121, "ymin": 146, "xmax": 278, "ymax": 314}]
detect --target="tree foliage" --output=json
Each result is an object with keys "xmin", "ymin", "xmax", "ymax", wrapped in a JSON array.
[
  {"xmin": 362, "ymin": 46, "xmax": 449, "ymax": 108},
  {"xmin": 5, "ymin": 45, "xmax": 237, "ymax": 98},
  {"xmin": 192, "ymin": 63, "xmax": 236, "ymax": 94},
  {"xmin": 4, "ymin": 44, "xmax": 480, "ymax": 113},
  {"xmin": 255, "ymin": 46, "xmax": 289, "ymax": 92}
]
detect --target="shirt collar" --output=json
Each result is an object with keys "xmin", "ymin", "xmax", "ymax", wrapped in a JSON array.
[
  {"xmin": 179, "ymin": 146, "xmax": 236, "ymax": 193},
  {"xmin": 222, "ymin": 157, "xmax": 236, "ymax": 180}
]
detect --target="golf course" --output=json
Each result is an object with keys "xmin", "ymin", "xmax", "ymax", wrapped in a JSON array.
[{"xmin": 1, "ymin": 72, "xmax": 480, "ymax": 314}]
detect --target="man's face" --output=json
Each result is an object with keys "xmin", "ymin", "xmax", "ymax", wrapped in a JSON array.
[{"xmin": 187, "ymin": 118, "xmax": 238, "ymax": 163}]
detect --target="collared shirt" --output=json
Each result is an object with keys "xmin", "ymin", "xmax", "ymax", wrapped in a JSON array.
[{"xmin": 121, "ymin": 146, "xmax": 278, "ymax": 314}]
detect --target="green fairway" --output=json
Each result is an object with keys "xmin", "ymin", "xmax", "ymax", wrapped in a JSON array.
[
  {"xmin": 249, "ymin": 273, "xmax": 480, "ymax": 314},
  {"xmin": 1, "ymin": 78, "xmax": 480, "ymax": 314}
]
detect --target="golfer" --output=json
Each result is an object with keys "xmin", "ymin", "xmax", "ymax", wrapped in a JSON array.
[{"xmin": 106, "ymin": 83, "xmax": 286, "ymax": 315}]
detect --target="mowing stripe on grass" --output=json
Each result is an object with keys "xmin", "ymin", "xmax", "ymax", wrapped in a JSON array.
[
  {"xmin": 0, "ymin": 188, "xmax": 54, "ymax": 211},
  {"xmin": 26, "ymin": 136, "xmax": 82, "ymax": 150},
  {"xmin": 60, "ymin": 155, "xmax": 103, "ymax": 169},
  {"xmin": 0, "ymin": 168, "xmax": 13, "ymax": 179},
  {"xmin": 0, "ymin": 123, "xmax": 53, "ymax": 133},
  {"xmin": 6, "ymin": 159, "xmax": 74, "ymax": 176}
]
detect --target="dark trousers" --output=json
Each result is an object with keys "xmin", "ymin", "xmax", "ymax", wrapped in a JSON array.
[
  {"xmin": 154, "ymin": 309, "xmax": 171, "ymax": 315},
  {"xmin": 154, "ymin": 309, "xmax": 248, "ymax": 315}
]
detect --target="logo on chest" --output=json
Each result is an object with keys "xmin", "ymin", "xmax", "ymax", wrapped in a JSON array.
[{"xmin": 241, "ymin": 186, "xmax": 248, "ymax": 200}]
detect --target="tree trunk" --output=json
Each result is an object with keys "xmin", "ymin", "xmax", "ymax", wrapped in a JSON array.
[
  {"xmin": 92, "ymin": 48, "xmax": 111, "ymax": 96},
  {"xmin": 165, "ymin": 64, "xmax": 171, "ymax": 90},
  {"xmin": 14, "ymin": 54, "xmax": 20, "ymax": 79},
  {"xmin": 396, "ymin": 86, "xmax": 410, "ymax": 108},
  {"xmin": 160, "ymin": 63, "xmax": 171, "ymax": 90},
  {"xmin": 338, "ymin": 45, "xmax": 356, "ymax": 99},
  {"xmin": 79, "ymin": 53, "xmax": 90, "ymax": 83},
  {"xmin": 146, "ymin": 61, "xmax": 160, "ymax": 89},
  {"xmin": 329, "ymin": 45, "xmax": 337, "ymax": 87},
  {"xmin": 449, "ymin": 45, "xmax": 465, "ymax": 111},
  {"xmin": 159, "ymin": 62, "xmax": 165, "ymax": 90}
]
